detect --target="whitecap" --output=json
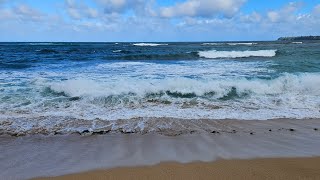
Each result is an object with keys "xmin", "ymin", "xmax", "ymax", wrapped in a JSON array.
[
  {"xmin": 198, "ymin": 50, "xmax": 277, "ymax": 59},
  {"xmin": 227, "ymin": 43, "xmax": 257, "ymax": 46},
  {"xmin": 112, "ymin": 50, "xmax": 122, "ymax": 53},
  {"xmin": 133, "ymin": 43, "xmax": 168, "ymax": 47},
  {"xmin": 202, "ymin": 43, "xmax": 219, "ymax": 45}
]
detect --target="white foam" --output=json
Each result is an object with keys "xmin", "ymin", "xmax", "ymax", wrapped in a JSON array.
[
  {"xmin": 47, "ymin": 73, "xmax": 320, "ymax": 98},
  {"xmin": 1, "ymin": 61, "xmax": 320, "ymax": 121},
  {"xmin": 29, "ymin": 73, "xmax": 315, "ymax": 120},
  {"xmin": 198, "ymin": 50, "xmax": 277, "ymax": 59},
  {"xmin": 133, "ymin": 43, "xmax": 169, "ymax": 47},
  {"xmin": 112, "ymin": 50, "xmax": 122, "ymax": 53},
  {"xmin": 292, "ymin": 42, "xmax": 303, "ymax": 44},
  {"xmin": 202, "ymin": 43, "xmax": 219, "ymax": 45},
  {"xmin": 227, "ymin": 43, "xmax": 258, "ymax": 45},
  {"xmin": 29, "ymin": 43, "xmax": 55, "ymax": 45}
]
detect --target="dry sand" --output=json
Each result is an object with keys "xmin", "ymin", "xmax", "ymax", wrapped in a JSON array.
[{"xmin": 36, "ymin": 157, "xmax": 320, "ymax": 180}]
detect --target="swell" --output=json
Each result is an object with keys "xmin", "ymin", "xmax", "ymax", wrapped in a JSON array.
[
  {"xmin": 111, "ymin": 50, "xmax": 277, "ymax": 60},
  {"xmin": 113, "ymin": 52, "xmax": 199, "ymax": 60},
  {"xmin": 1, "ymin": 49, "xmax": 279, "ymax": 68},
  {"xmin": 132, "ymin": 43, "xmax": 169, "ymax": 46},
  {"xmin": 198, "ymin": 50, "xmax": 277, "ymax": 59}
]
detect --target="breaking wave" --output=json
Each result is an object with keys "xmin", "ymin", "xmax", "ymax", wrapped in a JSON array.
[
  {"xmin": 202, "ymin": 43, "xmax": 219, "ymax": 45},
  {"xmin": 201, "ymin": 42, "xmax": 257, "ymax": 46},
  {"xmin": 48, "ymin": 73, "xmax": 320, "ymax": 97},
  {"xmin": 198, "ymin": 50, "xmax": 277, "ymax": 59},
  {"xmin": 227, "ymin": 43, "xmax": 257, "ymax": 46},
  {"xmin": 112, "ymin": 50, "xmax": 122, "ymax": 53},
  {"xmin": 1, "ymin": 73, "xmax": 320, "ymax": 130},
  {"xmin": 133, "ymin": 43, "xmax": 169, "ymax": 47}
]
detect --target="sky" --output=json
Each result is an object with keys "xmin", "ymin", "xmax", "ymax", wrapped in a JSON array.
[{"xmin": 0, "ymin": 0, "xmax": 320, "ymax": 42}]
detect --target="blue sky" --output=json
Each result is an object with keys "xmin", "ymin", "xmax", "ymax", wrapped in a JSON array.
[{"xmin": 0, "ymin": 0, "xmax": 319, "ymax": 41}]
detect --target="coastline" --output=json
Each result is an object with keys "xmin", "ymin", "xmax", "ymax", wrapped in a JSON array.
[
  {"xmin": 1, "ymin": 118, "xmax": 320, "ymax": 179},
  {"xmin": 35, "ymin": 157, "xmax": 320, "ymax": 180},
  {"xmin": 1, "ymin": 118, "xmax": 320, "ymax": 136}
]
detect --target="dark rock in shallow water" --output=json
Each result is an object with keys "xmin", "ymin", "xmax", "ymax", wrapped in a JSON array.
[
  {"xmin": 120, "ymin": 128, "xmax": 135, "ymax": 134},
  {"xmin": 79, "ymin": 129, "xmax": 93, "ymax": 135},
  {"xmin": 92, "ymin": 126, "xmax": 112, "ymax": 135},
  {"xmin": 314, "ymin": 128, "xmax": 318, "ymax": 131},
  {"xmin": 211, "ymin": 131, "xmax": 220, "ymax": 134},
  {"xmin": 269, "ymin": 129, "xmax": 272, "ymax": 132},
  {"xmin": 92, "ymin": 130, "xmax": 110, "ymax": 135},
  {"xmin": 53, "ymin": 131, "xmax": 64, "ymax": 135},
  {"xmin": 289, "ymin": 128, "xmax": 295, "ymax": 132},
  {"xmin": 82, "ymin": 130, "xmax": 90, "ymax": 133}
]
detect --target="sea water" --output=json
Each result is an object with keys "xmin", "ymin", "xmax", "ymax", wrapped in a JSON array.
[{"xmin": 0, "ymin": 41, "xmax": 320, "ymax": 133}]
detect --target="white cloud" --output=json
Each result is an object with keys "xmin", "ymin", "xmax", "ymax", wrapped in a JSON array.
[
  {"xmin": 160, "ymin": 0, "xmax": 246, "ymax": 18},
  {"xmin": 96, "ymin": 0, "xmax": 147, "ymax": 14},
  {"xmin": 1, "ymin": 1, "xmax": 320, "ymax": 42},
  {"xmin": 97, "ymin": 0, "xmax": 126, "ymax": 12},
  {"xmin": 267, "ymin": 11, "xmax": 280, "ymax": 23},
  {"xmin": 313, "ymin": 4, "xmax": 320, "ymax": 16},
  {"xmin": 65, "ymin": 0, "xmax": 99, "ymax": 19},
  {"xmin": 11, "ymin": 4, "xmax": 45, "ymax": 22},
  {"xmin": 240, "ymin": 12, "xmax": 261, "ymax": 23},
  {"xmin": 266, "ymin": 2, "xmax": 303, "ymax": 23}
]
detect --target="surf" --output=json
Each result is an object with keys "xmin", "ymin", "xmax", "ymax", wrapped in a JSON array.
[{"xmin": 198, "ymin": 50, "xmax": 277, "ymax": 59}]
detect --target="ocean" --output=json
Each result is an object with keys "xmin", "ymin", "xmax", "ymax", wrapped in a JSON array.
[{"xmin": 1, "ymin": 41, "xmax": 320, "ymax": 135}]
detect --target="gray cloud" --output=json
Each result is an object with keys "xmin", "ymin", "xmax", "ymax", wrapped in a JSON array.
[
  {"xmin": 96, "ymin": 0, "xmax": 142, "ymax": 13},
  {"xmin": 95, "ymin": 0, "xmax": 156, "ymax": 16},
  {"xmin": 160, "ymin": 0, "xmax": 246, "ymax": 18}
]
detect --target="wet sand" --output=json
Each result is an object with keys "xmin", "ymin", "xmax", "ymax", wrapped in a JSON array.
[
  {"xmin": 37, "ymin": 157, "xmax": 320, "ymax": 180},
  {"xmin": 1, "ymin": 118, "xmax": 320, "ymax": 179}
]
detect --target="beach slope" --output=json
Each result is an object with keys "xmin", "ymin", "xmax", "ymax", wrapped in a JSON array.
[{"xmin": 37, "ymin": 157, "xmax": 320, "ymax": 180}]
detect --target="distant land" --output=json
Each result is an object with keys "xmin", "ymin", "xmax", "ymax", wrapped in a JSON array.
[{"xmin": 278, "ymin": 36, "xmax": 320, "ymax": 41}]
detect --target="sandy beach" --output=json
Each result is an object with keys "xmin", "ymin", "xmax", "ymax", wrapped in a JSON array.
[
  {"xmin": 1, "ymin": 119, "xmax": 320, "ymax": 180},
  {"xmin": 36, "ymin": 157, "xmax": 320, "ymax": 180}
]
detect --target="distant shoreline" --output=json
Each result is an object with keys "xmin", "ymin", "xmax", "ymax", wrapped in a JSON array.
[{"xmin": 278, "ymin": 36, "xmax": 320, "ymax": 41}]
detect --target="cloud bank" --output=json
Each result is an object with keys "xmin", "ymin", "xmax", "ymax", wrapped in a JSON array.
[{"xmin": 0, "ymin": 0, "xmax": 319, "ymax": 41}]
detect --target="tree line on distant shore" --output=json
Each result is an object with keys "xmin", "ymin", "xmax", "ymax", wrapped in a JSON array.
[{"xmin": 278, "ymin": 36, "xmax": 320, "ymax": 41}]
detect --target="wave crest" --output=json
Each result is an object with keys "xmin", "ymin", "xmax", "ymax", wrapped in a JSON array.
[
  {"xmin": 47, "ymin": 73, "xmax": 320, "ymax": 99},
  {"xmin": 133, "ymin": 43, "xmax": 169, "ymax": 47},
  {"xmin": 198, "ymin": 50, "xmax": 277, "ymax": 59},
  {"xmin": 227, "ymin": 43, "xmax": 257, "ymax": 46}
]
